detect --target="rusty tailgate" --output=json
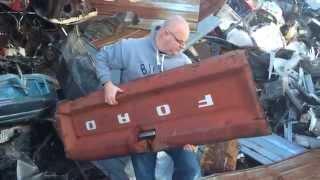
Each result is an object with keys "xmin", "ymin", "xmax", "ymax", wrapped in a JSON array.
[{"xmin": 56, "ymin": 50, "xmax": 270, "ymax": 160}]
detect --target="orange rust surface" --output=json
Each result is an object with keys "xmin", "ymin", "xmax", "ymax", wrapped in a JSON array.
[{"xmin": 205, "ymin": 150, "xmax": 320, "ymax": 180}]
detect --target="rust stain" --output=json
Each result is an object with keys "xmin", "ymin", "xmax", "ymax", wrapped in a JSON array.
[
  {"xmin": 205, "ymin": 150, "xmax": 320, "ymax": 180},
  {"xmin": 201, "ymin": 140, "xmax": 238, "ymax": 175}
]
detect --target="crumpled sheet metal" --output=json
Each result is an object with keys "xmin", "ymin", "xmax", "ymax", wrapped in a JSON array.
[
  {"xmin": 56, "ymin": 50, "xmax": 270, "ymax": 160},
  {"xmin": 206, "ymin": 150, "xmax": 320, "ymax": 180}
]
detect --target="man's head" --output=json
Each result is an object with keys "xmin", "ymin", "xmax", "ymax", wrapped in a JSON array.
[{"xmin": 156, "ymin": 15, "xmax": 190, "ymax": 55}]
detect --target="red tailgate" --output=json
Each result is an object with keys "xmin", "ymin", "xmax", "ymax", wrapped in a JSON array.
[{"xmin": 56, "ymin": 50, "xmax": 270, "ymax": 160}]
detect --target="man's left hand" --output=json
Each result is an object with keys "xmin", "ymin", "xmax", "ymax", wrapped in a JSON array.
[{"xmin": 183, "ymin": 144, "xmax": 197, "ymax": 152}]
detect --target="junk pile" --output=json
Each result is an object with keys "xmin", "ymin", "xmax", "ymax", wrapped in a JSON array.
[
  {"xmin": 221, "ymin": 0, "xmax": 320, "ymax": 149},
  {"xmin": 1, "ymin": 0, "xmax": 320, "ymax": 179},
  {"xmin": 0, "ymin": 1, "xmax": 106, "ymax": 179},
  {"xmin": 195, "ymin": 0, "xmax": 320, "ymax": 176}
]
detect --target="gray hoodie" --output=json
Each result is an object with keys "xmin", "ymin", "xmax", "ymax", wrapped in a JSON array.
[{"xmin": 95, "ymin": 29, "xmax": 191, "ymax": 85}]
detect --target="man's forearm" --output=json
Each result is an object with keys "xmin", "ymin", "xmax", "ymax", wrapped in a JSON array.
[{"xmin": 95, "ymin": 55, "xmax": 112, "ymax": 86}]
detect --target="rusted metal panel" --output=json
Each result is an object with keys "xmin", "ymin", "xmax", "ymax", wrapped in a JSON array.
[
  {"xmin": 92, "ymin": 28, "xmax": 149, "ymax": 48},
  {"xmin": 199, "ymin": 0, "xmax": 226, "ymax": 21},
  {"xmin": 201, "ymin": 140, "xmax": 238, "ymax": 175},
  {"xmin": 93, "ymin": 15, "xmax": 220, "ymax": 49},
  {"xmin": 90, "ymin": 0, "xmax": 200, "ymax": 29},
  {"xmin": 92, "ymin": 15, "xmax": 220, "ymax": 49},
  {"xmin": 90, "ymin": 0, "xmax": 226, "ymax": 21},
  {"xmin": 205, "ymin": 150, "xmax": 320, "ymax": 180},
  {"xmin": 56, "ymin": 50, "xmax": 270, "ymax": 160}
]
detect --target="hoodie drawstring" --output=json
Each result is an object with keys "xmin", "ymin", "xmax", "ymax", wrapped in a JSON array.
[{"xmin": 156, "ymin": 50, "xmax": 165, "ymax": 72}]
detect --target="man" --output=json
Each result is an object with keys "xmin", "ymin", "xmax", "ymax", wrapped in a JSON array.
[{"xmin": 95, "ymin": 15, "xmax": 201, "ymax": 180}]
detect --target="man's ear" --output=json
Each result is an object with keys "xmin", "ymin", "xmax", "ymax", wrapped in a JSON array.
[
  {"xmin": 158, "ymin": 28, "xmax": 164, "ymax": 35},
  {"xmin": 163, "ymin": 28, "xmax": 169, "ymax": 36},
  {"xmin": 158, "ymin": 28, "xmax": 166, "ymax": 40}
]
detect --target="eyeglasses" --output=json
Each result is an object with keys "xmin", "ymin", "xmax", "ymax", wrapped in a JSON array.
[{"xmin": 166, "ymin": 30, "xmax": 186, "ymax": 48}]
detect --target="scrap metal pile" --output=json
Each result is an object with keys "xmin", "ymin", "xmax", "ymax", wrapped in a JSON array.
[
  {"xmin": 221, "ymin": 0, "xmax": 320, "ymax": 147},
  {"xmin": 1, "ymin": 0, "xmax": 320, "ymax": 179}
]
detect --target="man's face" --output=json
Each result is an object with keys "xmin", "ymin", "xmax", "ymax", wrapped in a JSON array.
[{"xmin": 162, "ymin": 27, "xmax": 188, "ymax": 55}]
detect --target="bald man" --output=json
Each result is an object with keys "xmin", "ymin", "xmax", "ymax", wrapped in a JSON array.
[{"xmin": 95, "ymin": 15, "xmax": 201, "ymax": 180}]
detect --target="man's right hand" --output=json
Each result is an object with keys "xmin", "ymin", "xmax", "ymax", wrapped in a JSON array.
[{"xmin": 103, "ymin": 81, "xmax": 124, "ymax": 105}]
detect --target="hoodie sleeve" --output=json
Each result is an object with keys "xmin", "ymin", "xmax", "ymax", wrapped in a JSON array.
[
  {"xmin": 183, "ymin": 53, "xmax": 192, "ymax": 64},
  {"xmin": 95, "ymin": 40, "xmax": 126, "ymax": 86}
]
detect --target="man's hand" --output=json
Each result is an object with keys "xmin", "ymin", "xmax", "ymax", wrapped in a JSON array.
[
  {"xmin": 104, "ymin": 81, "xmax": 124, "ymax": 105},
  {"xmin": 183, "ymin": 144, "xmax": 197, "ymax": 152}
]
